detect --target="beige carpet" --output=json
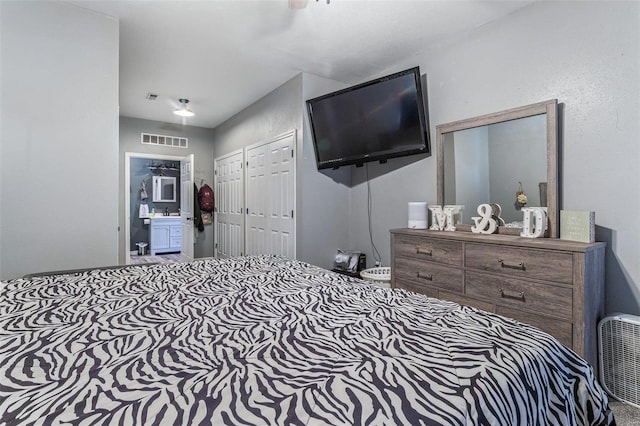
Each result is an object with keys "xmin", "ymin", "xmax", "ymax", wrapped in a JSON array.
[{"xmin": 610, "ymin": 400, "xmax": 640, "ymax": 425}]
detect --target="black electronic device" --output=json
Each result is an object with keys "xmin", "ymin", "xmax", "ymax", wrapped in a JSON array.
[
  {"xmin": 332, "ymin": 250, "xmax": 366, "ymax": 273},
  {"xmin": 306, "ymin": 67, "xmax": 430, "ymax": 170}
]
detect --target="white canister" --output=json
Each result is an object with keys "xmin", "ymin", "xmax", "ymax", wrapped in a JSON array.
[{"xmin": 408, "ymin": 202, "xmax": 428, "ymax": 229}]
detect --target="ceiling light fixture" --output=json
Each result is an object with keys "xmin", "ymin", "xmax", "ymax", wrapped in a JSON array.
[
  {"xmin": 289, "ymin": 0, "xmax": 328, "ymax": 9},
  {"xmin": 174, "ymin": 98, "xmax": 194, "ymax": 117}
]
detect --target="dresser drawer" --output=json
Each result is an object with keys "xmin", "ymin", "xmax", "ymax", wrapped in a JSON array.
[
  {"xmin": 466, "ymin": 271, "xmax": 572, "ymax": 320},
  {"xmin": 497, "ymin": 306, "xmax": 573, "ymax": 347},
  {"xmin": 465, "ymin": 243, "xmax": 573, "ymax": 284},
  {"xmin": 394, "ymin": 256, "xmax": 463, "ymax": 293},
  {"xmin": 394, "ymin": 235, "xmax": 462, "ymax": 266},
  {"xmin": 438, "ymin": 290, "xmax": 494, "ymax": 313},
  {"xmin": 394, "ymin": 279, "xmax": 439, "ymax": 298}
]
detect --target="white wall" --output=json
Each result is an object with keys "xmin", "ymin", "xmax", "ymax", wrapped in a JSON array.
[
  {"xmin": 350, "ymin": 1, "xmax": 640, "ymax": 315},
  {"xmin": 0, "ymin": 2, "xmax": 119, "ymax": 279},
  {"xmin": 118, "ymin": 117, "xmax": 216, "ymax": 262}
]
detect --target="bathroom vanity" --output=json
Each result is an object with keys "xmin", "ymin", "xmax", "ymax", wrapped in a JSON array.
[{"xmin": 150, "ymin": 216, "xmax": 182, "ymax": 255}]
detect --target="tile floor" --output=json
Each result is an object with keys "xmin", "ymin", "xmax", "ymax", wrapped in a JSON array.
[{"xmin": 129, "ymin": 252, "xmax": 190, "ymax": 265}]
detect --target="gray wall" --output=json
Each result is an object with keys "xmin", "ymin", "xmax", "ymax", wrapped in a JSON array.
[
  {"xmin": 488, "ymin": 115, "xmax": 547, "ymax": 223},
  {"xmin": 350, "ymin": 1, "xmax": 640, "ymax": 315},
  {"xmin": 213, "ymin": 75, "xmax": 303, "ymax": 158},
  {"xmin": 119, "ymin": 117, "xmax": 215, "ymax": 261},
  {"xmin": 452, "ymin": 126, "xmax": 489, "ymax": 224},
  {"xmin": 301, "ymin": 74, "xmax": 351, "ymax": 269},
  {"xmin": 1, "ymin": 1, "xmax": 119, "ymax": 279},
  {"xmin": 211, "ymin": 73, "xmax": 353, "ymax": 270}
]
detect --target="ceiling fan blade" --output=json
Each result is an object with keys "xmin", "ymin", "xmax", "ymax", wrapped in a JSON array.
[{"xmin": 288, "ymin": 0, "xmax": 308, "ymax": 10}]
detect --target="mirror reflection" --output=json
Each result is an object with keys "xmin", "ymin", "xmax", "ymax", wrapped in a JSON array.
[
  {"xmin": 153, "ymin": 176, "xmax": 177, "ymax": 203},
  {"xmin": 443, "ymin": 114, "xmax": 547, "ymax": 225}
]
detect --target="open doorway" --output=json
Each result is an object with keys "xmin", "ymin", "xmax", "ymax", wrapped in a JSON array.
[{"xmin": 124, "ymin": 152, "xmax": 194, "ymax": 265}]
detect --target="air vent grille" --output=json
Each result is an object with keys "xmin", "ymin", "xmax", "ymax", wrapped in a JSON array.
[
  {"xmin": 599, "ymin": 314, "xmax": 640, "ymax": 408},
  {"xmin": 141, "ymin": 133, "xmax": 188, "ymax": 149}
]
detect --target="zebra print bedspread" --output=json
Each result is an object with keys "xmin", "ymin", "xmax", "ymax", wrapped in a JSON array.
[{"xmin": 1, "ymin": 256, "xmax": 612, "ymax": 425}]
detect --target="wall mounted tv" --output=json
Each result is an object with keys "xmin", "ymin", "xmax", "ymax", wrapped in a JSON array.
[{"xmin": 306, "ymin": 67, "xmax": 430, "ymax": 170}]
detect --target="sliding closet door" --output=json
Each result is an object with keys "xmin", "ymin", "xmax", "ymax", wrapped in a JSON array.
[
  {"xmin": 246, "ymin": 130, "xmax": 296, "ymax": 258},
  {"xmin": 214, "ymin": 150, "xmax": 244, "ymax": 258}
]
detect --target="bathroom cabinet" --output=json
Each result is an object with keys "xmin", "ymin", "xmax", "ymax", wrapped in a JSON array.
[{"xmin": 150, "ymin": 216, "xmax": 182, "ymax": 255}]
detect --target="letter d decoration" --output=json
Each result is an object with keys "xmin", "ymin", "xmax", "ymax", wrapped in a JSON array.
[{"xmin": 520, "ymin": 207, "xmax": 548, "ymax": 238}]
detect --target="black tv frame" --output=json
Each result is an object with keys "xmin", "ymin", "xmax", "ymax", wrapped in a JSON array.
[{"xmin": 306, "ymin": 67, "xmax": 431, "ymax": 170}]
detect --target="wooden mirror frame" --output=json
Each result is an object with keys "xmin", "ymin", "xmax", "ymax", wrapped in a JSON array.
[{"xmin": 436, "ymin": 99, "xmax": 559, "ymax": 238}]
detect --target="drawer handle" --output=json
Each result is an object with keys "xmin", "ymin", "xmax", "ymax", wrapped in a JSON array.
[
  {"xmin": 416, "ymin": 247, "xmax": 433, "ymax": 256},
  {"xmin": 497, "ymin": 259, "xmax": 525, "ymax": 270},
  {"xmin": 416, "ymin": 272, "xmax": 433, "ymax": 281},
  {"xmin": 498, "ymin": 288, "xmax": 525, "ymax": 301}
]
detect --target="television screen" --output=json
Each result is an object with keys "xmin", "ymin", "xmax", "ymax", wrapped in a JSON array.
[{"xmin": 306, "ymin": 67, "xmax": 430, "ymax": 170}]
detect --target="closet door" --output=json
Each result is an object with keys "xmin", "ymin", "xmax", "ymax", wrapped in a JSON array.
[
  {"xmin": 214, "ymin": 150, "xmax": 244, "ymax": 258},
  {"xmin": 267, "ymin": 135, "xmax": 295, "ymax": 257},
  {"xmin": 246, "ymin": 130, "xmax": 296, "ymax": 258},
  {"xmin": 246, "ymin": 144, "xmax": 268, "ymax": 255}
]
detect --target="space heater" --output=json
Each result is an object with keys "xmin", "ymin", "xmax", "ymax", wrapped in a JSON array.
[{"xmin": 598, "ymin": 313, "xmax": 640, "ymax": 408}]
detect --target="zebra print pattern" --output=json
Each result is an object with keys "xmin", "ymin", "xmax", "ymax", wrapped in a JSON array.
[{"xmin": 1, "ymin": 256, "xmax": 613, "ymax": 425}]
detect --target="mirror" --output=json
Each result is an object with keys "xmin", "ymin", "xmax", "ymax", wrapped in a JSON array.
[
  {"xmin": 436, "ymin": 100, "xmax": 558, "ymax": 237},
  {"xmin": 152, "ymin": 176, "xmax": 177, "ymax": 202}
]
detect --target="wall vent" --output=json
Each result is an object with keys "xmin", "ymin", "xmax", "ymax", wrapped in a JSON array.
[
  {"xmin": 141, "ymin": 133, "xmax": 188, "ymax": 149},
  {"xmin": 599, "ymin": 313, "xmax": 640, "ymax": 408},
  {"xmin": 146, "ymin": 92, "xmax": 158, "ymax": 100}
]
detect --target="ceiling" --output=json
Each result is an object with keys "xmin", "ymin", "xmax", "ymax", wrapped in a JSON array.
[{"xmin": 70, "ymin": 0, "xmax": 535, "ymax": 128}]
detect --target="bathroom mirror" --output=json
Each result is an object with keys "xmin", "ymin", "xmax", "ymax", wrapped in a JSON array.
[
  {"xmin": 436, "ymin": 100, "xmax": 558, "ymax": 237},
  {"xmin": 152, "ymin": 176, "xmax": 177, "ymax": 203}
]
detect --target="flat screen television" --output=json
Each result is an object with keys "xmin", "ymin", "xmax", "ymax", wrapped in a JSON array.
[{"xmin": 306, "ymin": 67, "xmax": 430, "ymax": 170}]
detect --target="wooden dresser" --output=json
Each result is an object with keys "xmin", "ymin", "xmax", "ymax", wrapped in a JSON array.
[{"xmin": 390, "ymin": 228, "xmax": 606, "ymax": 370}]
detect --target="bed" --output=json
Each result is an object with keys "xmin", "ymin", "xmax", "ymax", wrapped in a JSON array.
[{"xmin": 0, "ymin": 255, "xmax": 613, "ymax": 425}]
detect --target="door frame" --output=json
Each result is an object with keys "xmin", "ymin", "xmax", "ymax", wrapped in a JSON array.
[{"xmin": 124, "ymin": 152, "xmax": 193, "ymax": 265}]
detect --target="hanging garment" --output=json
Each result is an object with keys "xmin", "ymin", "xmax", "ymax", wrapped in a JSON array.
[
  {"xmin": 193, "ymin": 183, "xmax": 204, "ymax": 232},
  {"xmin": 140, "ymin": 180, "xmax": 148, "ymax": 200}
]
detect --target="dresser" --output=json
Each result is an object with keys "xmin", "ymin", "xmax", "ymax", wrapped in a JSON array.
[
  {"xmin": 390, "ymin": 228, "xmax": 605, "ymax": 370},
  {"xmin": 150, "ymin": 216, "xmax": 182, "ymax": 255}
]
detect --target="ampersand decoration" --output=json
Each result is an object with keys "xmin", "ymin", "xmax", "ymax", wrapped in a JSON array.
[
  {"xmin": 489, "ymin": 203, "xmax": 506, "ymax": 227},
  {"xmin": 471, "ymin": 203, "xmax": 498, "ymax": 234}
]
